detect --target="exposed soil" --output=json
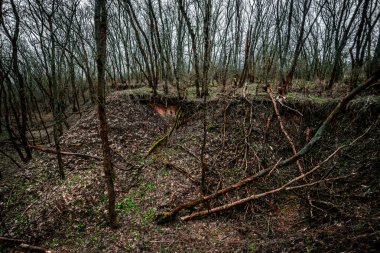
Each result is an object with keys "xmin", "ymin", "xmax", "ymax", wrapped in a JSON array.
[{"xmin": 1, "ymin": 90, "xmax": 379, "ymax": 252}]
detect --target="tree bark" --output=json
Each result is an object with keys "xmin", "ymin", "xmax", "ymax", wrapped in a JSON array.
[
  {"xmin": 200, "ymin": 0, "xmax": 212, "ymax": 194},
  {"xmin": 95, "ymin": 0, "xmax": 118, "ymax": 228},
  {"xmin": 1, "ymin": 0, "xmax": 32, "ymax": 161},
  {"xmin": 178, "ymin": 0, "xmax": 201, "ymax": 97}
]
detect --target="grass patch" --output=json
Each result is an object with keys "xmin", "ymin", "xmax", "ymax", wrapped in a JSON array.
[
  {"xmin": 116, "ymin": 180, "xmax": 156, "ymax": 218},
  {"xmin": 143, "ymin": 208, "xmax": 155, "ymax": 220}
]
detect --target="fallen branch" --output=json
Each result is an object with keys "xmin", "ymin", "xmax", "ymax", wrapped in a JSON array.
[
  {"xmin": 147, "ymin": 109, "xmax": 182, "ymax": 155},
  {"xmin": 267, "ymin": 86, "xmax": 304, "ymax": 175},
  {"xmin": 30, "ymin": 145, "xmax": 128, "ymax": 172},
  {"xmin": 0, "ymin": 149, "xmax": 23, "ymax": 168},
  {"xmin": 166, "ymin": 163, "xmax": 199, "ymax": 185},
  {"xmin": 285, "ymin": 174, "xmax": 355, "ymax": 191},
  {"xmin": 178, "ymin": 144, "xmax": 201, "ymax": 162},
  {"xmin": 180, "ymin": 124, "xmax": 371, "ymax": 221},
  {"xmin": 18, "ymin": 243, "xmax": 51, "ymax": 253},
  {"xmin": 29, "ymin": 145, "xmax": 102, "ymax": 160},
  {"xmin": 181, "ymin": 119, "xmax": 376, "ymax": 220},
  {"xmin": 0, "ymin": 237, "xmax": 50, "ymax": 253},
  {"xmin": 277, "ymin": 98, "xmax": 303, "ymax": 117},
  {"xmin": 154, "ymin": 166, "xmax": 273, "ymax": 223},
  {"xmin": 0, "ymin": 236, "xmax": 25, "ymax": 244},
  {"xmin": 155, "ymin": 71, "xmax": 380, "ymax": 223},
  {"xmin": 279, "ymin": 68, "xmax": 380, "ymax": 167}
]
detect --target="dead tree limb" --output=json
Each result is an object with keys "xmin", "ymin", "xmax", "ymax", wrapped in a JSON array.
[
  {"xmin": 166, "ymin": 163, "xmax": 199, "ymax": 185},
  {"xmin": 285, "ymin": 174, "xmax": 355, "ymax": 191},
  {"xmin": 147, "ymin": 109, "xmax": 182, "ymax": 155},
  {"xmin": 155, "ymin": 71, "xmax": 380, "ymax": 223},
  {"xmin": 18, "ymin": 243, "xmax": 51, "ymax": 253},
  {"xmin": 29, "ymin": 145, "xmax": 102, "ymax": 160},
  {"xmin": 0, "ymin": 237, "xmax": 51, "ymax": 252},
  {"xmin": 0, "ymin": 236, "xmax": 25, "ymax": 244},
  {"xmin": 180, "ymin": 124, "xmax": 373, "ymax": 221},
  {"xmin": 279, "ymin": 68, "xmax": 380, "ymax": 167},
  {"xmin": 0, "ymin": 149, "xmax": 22, "ymax": 168},
  {"xmin": 154, "ymin": 166, "xmax": 273, "ymax": 223},
  {"xmin": 267, "ymin": 86, "xmax": 304, "ymax": 175}
]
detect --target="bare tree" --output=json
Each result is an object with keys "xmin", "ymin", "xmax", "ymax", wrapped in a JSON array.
[
  {"xmin": 200, "ymin": 0, "xmax": 212, "ymax": 194},
  {"xmin": 95, "ymin": 0, "xmax": 118, "ymax": 228},
  {"xmin": 178, "ymin": 0, "xmax": 201, "ymax": 97},
  {"xmin": 1, "ymin": 0, "xmax": 32, "ymax": 162}
]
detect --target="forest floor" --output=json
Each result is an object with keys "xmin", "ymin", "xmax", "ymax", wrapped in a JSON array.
[{"xmin": 0, "ymin": 83, "xmax": 379, "ymax": 252}]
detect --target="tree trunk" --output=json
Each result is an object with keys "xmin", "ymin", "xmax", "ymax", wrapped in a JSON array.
[
  {"xmin": 2, "ymin": 0, "xmax": 32, "ymax": 161},
  {"xmin": 95, "ymin": 0, "xmax": 118, "ymax": 228},
  {"xmin": 48, "ymin": 11, "xmax": 65, "ymax": 180},
  {"xmin": 200, "ymin": 0, "xmax": 212, "ymax": 194},
  {"xmin": 178, "ymin": 0, "xmax": 201, "ymax": 97}
]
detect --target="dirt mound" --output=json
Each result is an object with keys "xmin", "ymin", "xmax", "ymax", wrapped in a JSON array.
[{"xmin": 2, "ymin": 94, "xmax": 379, "ymax": 252}]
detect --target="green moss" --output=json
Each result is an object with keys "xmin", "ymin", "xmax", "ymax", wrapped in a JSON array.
[
  {"xmin": 145, "ymin": 181, "xmax": 155, "ymax": 190},
  {"xmin": 143, "ymin": 208, "xmax": 155, "ymax": 220},
  {"xmin": 207, "ymin": 121, "xmax": 218, "ymax": 131},
  {"xmin": 246, "ymin": 242, "xmax": 257, "ymax": 252},
  {"xmin": 116, "ymin": 194, "xmax": 137, "ymax": 215},
  {"xmin": 67, "ymin": 174, "xmax": 82, "ymax": 186},
  {"xmin": 76, "ymin": 223, "xmax": 86, "ymax": 232},
  {"xmin": 87, "ymin": 160, "xmax": 96, "ymax": 170}
]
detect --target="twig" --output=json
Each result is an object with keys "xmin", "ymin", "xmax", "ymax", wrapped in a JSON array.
[
  {"xmin": 18, "ymin": 243, "xmax": 51, "ymax": 253},
  {"xmin": 156, "ymin": 72, "xmax": 380, "ymax": 223},
  {"xmin": 166, "ymin": 163, "xmax": 199, "ymax": 185},
  {"xmin": 29, "ymin": 145, "xmax": 102, "ymax": 160},
  {"xmin": 349, "ymin": 231, "xmax": 380, "ymax": 240},
  {"xmin": 267, "ymin": 86, "xmax": 304, "ymax": 175},
  {"xmin": 178, "ymin": 144, "xmax": 201, "ymax": 162},
  {"xmin": 0, "ymin": 149, "xmax": 23, "ymax": 168},
  {"xmin": 280, "ymin": 69, "xmax": 380, "ymax": 167},
  {"xmin": 277, "ymin": 98, "xmax": 303, "ymax": 117},
  {"xmin": 0, "ymin": 237, "xmax": 50, "ymax": 252},
  {"xmin": 266, "ymin": 158, "xmax": 282, "ymax": 178},
  {"xmin": 180, "ymin": 122, "xmax": 373, "ymax": 221},
  {"xmin": 21, "ymin": 199, "xmax": 39, "ymax": 217},
  {"xmin": 0, "ymin": 236, "xmax": 25, "ymax": 244},
  {"xmin": 147, "ymin": 109, "xmax": 182, "ymax": 155},
  {"xmin": 285, "ymin": 173, "xmax": 355, "ymax": 190}
]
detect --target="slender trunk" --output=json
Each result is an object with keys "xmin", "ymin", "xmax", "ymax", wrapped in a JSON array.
[
  {"xmin": 69, "ymin": 53, "xmax": 80, "ymax": 114},
  {"xmin": 2, "ymin": 87, "xmax": 26, "ymax": 162},
  {"xmin": 95, "ymin": 0, "xmax": 118, "ymax": 228},
  {"xmin": 370, "ymin": 32, "xmax": 380, "ymax": 74},
  {"xmin": 2, "ymin": 0, "xmax": 32, "ymax": 160},
  {"xmin": 200, "ymin": 0, "xmax": 212, "ymax": 194},
  {"xmin": 174, "ymin": 6, "xmax": 184, "ymax": 99},
  {"xmin": 238, "ymin": 25, "xmax": 252, "ymax": 87},
  {"xmin": 178, "ymin": 0, "xmax": 201, "ymax": 97},
  {"xmin": 282, "ymin": 0, "xmax": 311, "ymax": 94}
]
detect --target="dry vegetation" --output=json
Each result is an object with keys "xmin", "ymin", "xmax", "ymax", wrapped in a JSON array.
[{"xmin": 1, "ymin": 86, "xmax": 379, "ymax": 252}]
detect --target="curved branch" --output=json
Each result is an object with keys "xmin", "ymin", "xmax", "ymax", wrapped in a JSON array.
[{"xmin": 155, "ymin": 69, "xmax": 380, "ymax": 223}]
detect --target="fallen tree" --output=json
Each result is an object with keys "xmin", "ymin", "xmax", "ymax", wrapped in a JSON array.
[
  {"xmin": 180, "ymin": 122, "xmax": 375, "ymax": 220},
  {"xmin": 0, "ymin": 236, "xmax": 51, "ymax": 252},
  {"xmin": 267, "ymin": 86, "xmax": 304, "ymax": 175},
  {"xmin": 29, "ymin": 145, "xmax": 103, "ymax": 160},
  {"xmin": 147, "ymin": 109, "xmax": 182, "ymax": 155},
  {"xmin": 155, "ymin": 68, "xmax": 380, "ymax": 223}
]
